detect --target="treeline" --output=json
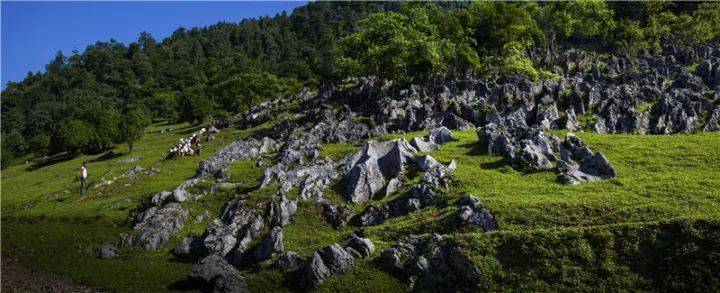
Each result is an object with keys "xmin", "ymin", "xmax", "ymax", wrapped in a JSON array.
[{"xmin": 2, "ymin": 1, "xmax": 719, "ymax": 167}]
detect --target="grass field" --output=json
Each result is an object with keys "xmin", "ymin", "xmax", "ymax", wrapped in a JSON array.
[{"xmin": 2, "ymin": 123, "xmax": 719, "ymax": 291}]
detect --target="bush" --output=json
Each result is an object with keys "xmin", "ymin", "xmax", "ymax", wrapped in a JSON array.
[{"xmin": 28, "ymin": 134, "xmax": 51, "ymax": 156}]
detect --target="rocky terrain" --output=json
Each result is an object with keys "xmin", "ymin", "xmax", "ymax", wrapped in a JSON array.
[
  {"xmin": 2, "ymin": 42, "xmax": 719, "ymax": 293},
  {"xmin": 85, "ymin": 43, "xmax": 718, "ymax": 291}
]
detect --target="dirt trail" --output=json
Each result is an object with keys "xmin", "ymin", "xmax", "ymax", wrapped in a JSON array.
[{"xmin": 1, "ymin": 256, "xmax": 98, "ymax": 292}]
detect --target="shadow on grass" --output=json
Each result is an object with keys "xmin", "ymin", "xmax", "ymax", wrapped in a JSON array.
[
  {"xmin": 89, "ymin": 150, "xmax": 124, "ymax": 163},
  {"xmin": 167, "ymin": 278, "xmax": 203, "ymax": 291},
  {"xmin": 25, "ymin": 153, "xmax": 76, "ymax": 171}
]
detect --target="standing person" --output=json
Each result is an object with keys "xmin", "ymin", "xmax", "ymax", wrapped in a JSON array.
[{"xmin": 80, "ymin": 161, "xmax": 88, "ymax": 194}]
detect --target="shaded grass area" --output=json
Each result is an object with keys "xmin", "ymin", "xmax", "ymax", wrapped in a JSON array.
[{"xmin": 2, "ymin": 122, "xmax": 720, "ymax": 291}]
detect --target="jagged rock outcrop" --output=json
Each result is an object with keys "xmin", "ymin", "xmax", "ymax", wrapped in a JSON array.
[
  {"xmin": 132, "ymin": 203, "xmax": 189, "ymax": 250},
  {"xmin": 267, "ymin": 196, "xmax": 297, "ymax": 227},
  {"xmin": 253, "ymin": 226, "xmax": 284, "ymax": 263},
  {"xmin": 298, "ymin": 236, "xmax": 374, "ymax": 289},
  {"xmin": 429, "ymin": 126, "xmax": 454, "ymax": 144},
  {"xmin": 274, "ymin": 251, "xmax": 305, "ymax": 272},
  {"xmin": 381, "ymin": 234, "xmax": 480, "ymax": 291},
  {"xmin": 389, "ymin": 157, "xmax": 455, "ymax": 217},
  {"xmin": 349, "ymin": 205, "xmax": 387, "ymax": 227},
  {"xmin": 557, "ymin": 133, "xmax": 617, "ymax": 184},
  {"xmin": 188, "ymin": 255, "xmax": 250, "ymax": 293},
  {"xmin": 344, "ymin": 140, "xmax": 417, "ymax": 202},
  {"xmin": 410, "ymin": 136, "xmax": 440, "ymax": 152},
  {"xmin": 458, "ymin": 195, "xmax": 497, "ymax": 231},
  {"xmin": 321, "ymin": 201, "xmax": 353, "ymax": 228}
]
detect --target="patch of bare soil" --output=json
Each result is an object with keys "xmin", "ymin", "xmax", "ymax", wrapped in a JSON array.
[{"xmin": 1, "ymin": 255, "xmax": 99, "ymax": 292}]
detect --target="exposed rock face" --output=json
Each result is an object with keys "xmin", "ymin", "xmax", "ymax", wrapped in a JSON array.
[
  {"xmin": 253, "ymin": 227, "xmax": 284, "ymax": 263},
  {"xmin": 389, "ymin": 158, "xmax": 455, "ymax": 217},
  {"xmin": 97, "ymin": 244, "xmax": 117, "ymax": 259},
  {"xmin": 381, "ymin": 234, "xmax": 480, "ymax": 291},
  {"xmin": 429, "ymin": 127, "xmax": 453, "ymax": 144},
  {"xmin": 174, "ymin": 236, "xmax": 202, "ymax": 256},
  {"xmin": 274, "ymin": 251, "xmax": 305, "ymax": 272},
  {"xmin": 188, "ymin": 255, "xmax": 250, "ymax": 293},
  {"xmin": 557, "ymin": 133, "xmax": 617, "ymax": 184},
  {"xmin": 410, "ymin": 137, "xmax": 440, "ymax": 152},
  {"xmin": 344, "ymin": 140, "xmax": 418, "ymax": 202},
  {"xmin": 267, "ymin": 196, "xmax": 297, "ymax": 227},
  {"xmin": 458, "ymin": 195, "xmax": 497, "ymax": 231},
  {"xmin": 345, "ymin": 155, "xmax": 386, "ymax": 203},
  {"xmin": 133, "ymin": 203, "xmax": 189, "ymax": 250},
  {"xmin": 197, "ymin": 137, "xmax": 275, "ymax": 178},
  {"xmin": 321, "ymin": 201, "xmax": 353, "ymax": 228},
  {"xmin": 330, "ymin": 44, "xmax": 720, "ymax": 136},
  {"xmin": 384, "ymin": 177, "xmax": 403, "ymax": 196},
  {"xmin": 346, "ymin": 235, "xmax": 375, "ymax": 258},
  {"xmin": 349, "ymin": 205, "xmax": 387, "ymax": 227},
  {"xmin": 298, "ymin": 236, "xmax": 374, "ymax": 289}
]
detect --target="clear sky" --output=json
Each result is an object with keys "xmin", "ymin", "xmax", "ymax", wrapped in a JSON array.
[{"xmin": 1, "ymin": 1, "xmax": 308, "ymax": 89}]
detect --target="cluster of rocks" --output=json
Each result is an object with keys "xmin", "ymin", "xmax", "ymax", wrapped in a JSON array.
[
  {"xmin": 327, "ymin": 44, "xmax": 720, "ymax": 136},
  {"xmin": 382, "ymin": 234, "xmax": 481, "ymax": 291},
  {"xmin": 296, "ymin": 234, "xmax": 375, "ymax": 289},
  {"xmin": 557, "ymin": 133, "xmax": 617, "ymax": 184},
  {"xmin": 457, "ymin": 195, "xmax": 497, "ymax": 231},
  {"xmin": 343, "ymin": 139, "xmax": 417, "ymax": 203},
  {"xmin": 476, "ymin": 123, "xmax": 616, "ymax": 184},
  {"xmin": 121, "ymin": 136, "xmax": 276, "ymax": 252},
  {"xmin": 388, "ymin": 156, "xmax": 456, "ymax": 217}
]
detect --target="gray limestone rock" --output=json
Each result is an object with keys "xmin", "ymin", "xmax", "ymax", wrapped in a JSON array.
[
  {"xmin": 253, "ymin": 226, "xmax": 284, "ymax": 263},
  {"xmin": 188, "ymin": 255, "xmax": 250, "ymax": 293}
]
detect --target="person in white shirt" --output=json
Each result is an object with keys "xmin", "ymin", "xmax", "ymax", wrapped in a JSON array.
[{"xmin": 80, "ymin": 161, "xmax": 88, "ymax": 194}]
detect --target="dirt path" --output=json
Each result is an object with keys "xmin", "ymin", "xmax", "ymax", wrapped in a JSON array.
[{"xmin": 1, "ymin": 255, "xmax": 98, "ymax": 292}]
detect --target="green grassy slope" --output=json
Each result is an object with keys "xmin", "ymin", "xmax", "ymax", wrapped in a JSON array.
[{"xmin": 2, "ymin": 124, "xmax": 719, "ymax": 291}]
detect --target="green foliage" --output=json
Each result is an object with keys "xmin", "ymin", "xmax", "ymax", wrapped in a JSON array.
[
  {"xmin": 611, "ymin": 19, "xmax": 648, "ymax": 56},
  {"xmin": 339, "ymin": 8, "xmax": 450, "ymax": 83},
  {"xmin": 119, "ymin": 107, "xmax": 151, "ymax": 152},
  {"xmin": 212, "ymin": 72, "xmax": 300, "ymax": 112},
  {"xmin": 28, "ymin": 134, "xmax": 51, "ymax": 156},
  {"xmin": 150, "ymin": 91, "xmax": 180, "ymax": 122},
  {"xmin": 179, "ymin": 85, "xmax": 215, "ymax": 124},
  {"xmin": 467, "ymin": 2, "xmax": 545, "ymax": 53},
  {"xmin": 51, "ymin": 119, "xmax": 95, "ymax": 155},
  {"xmin": 539, "ymin": 0, "xmax": 616, "ymax": 43}
]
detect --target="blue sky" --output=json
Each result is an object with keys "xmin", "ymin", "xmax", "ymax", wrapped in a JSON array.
[{"xmin": 1, "ymin": 1, "xmax": 307, "ymax": 89}]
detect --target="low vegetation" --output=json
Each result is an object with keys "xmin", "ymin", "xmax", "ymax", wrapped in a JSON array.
[{"xmin": 2, "ymin": 122, "xmax": 718, "ymax": 291}]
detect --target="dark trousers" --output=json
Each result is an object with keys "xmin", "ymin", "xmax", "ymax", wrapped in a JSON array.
[{"xmin": 81, "ymin": 177, "xmax": 88, "ymax": 194}]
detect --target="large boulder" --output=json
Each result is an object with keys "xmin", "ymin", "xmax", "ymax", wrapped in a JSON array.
[
  {"xmin": 133, "ymin": 202, "xmax": 189, "ymax": 250},
  {"xmin": 457, "ymin": 195, "xmax": 497, "ymax": 231},
  {"xmin": 267, "ymin": 196, "xmax": 297, "ymax": 227},
  {"xmin": 274, "ymin": 251, "xmax": 305, "ymax": 272},
  {"xmin": 299, "ymin": 244, "xmax": 355, "ymax": 289},
  {"xmin": 429, "ymin": 127, "xmax": 454, "ymax": 144},
  {"xmin": 188, "ymin": 255, "xmax": 250, "ymax": 293},
  {"xmin": 345, "ymin": 156, "xmax": 385, "ymax": 203},
  {"xmin": 557, "ymin": 133, "xmax": 617, "ymax": 184},
  {"xmin": 410, "ymin": 137, "xmax": 440, "ymax": 152},
  {"xmin": 253, "ymin": 226, "xmax": 284, "ymax": 263}
]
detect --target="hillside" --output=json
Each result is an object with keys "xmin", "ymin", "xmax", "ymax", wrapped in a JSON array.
[
  {"xmin": 3, "ymin": 1, "xmax": 720, "ymax": 292},
  {"xmin": 2, "ymin": 114, "xmax": 720, "ymax": 291}
]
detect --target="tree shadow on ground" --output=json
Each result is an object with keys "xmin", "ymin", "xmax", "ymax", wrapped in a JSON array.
[
  {"xmin": 89, "ymin": 150, "xmax": 125, "ymax": 163},
  {"xmin": 25, "ymin": 153, "xmax": 76, "ymax": 171}
]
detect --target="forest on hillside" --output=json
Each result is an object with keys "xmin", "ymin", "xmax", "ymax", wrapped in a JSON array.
[{"xmin": 2, "ymin": 1, "xmax": 719, "ymax": 167}]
